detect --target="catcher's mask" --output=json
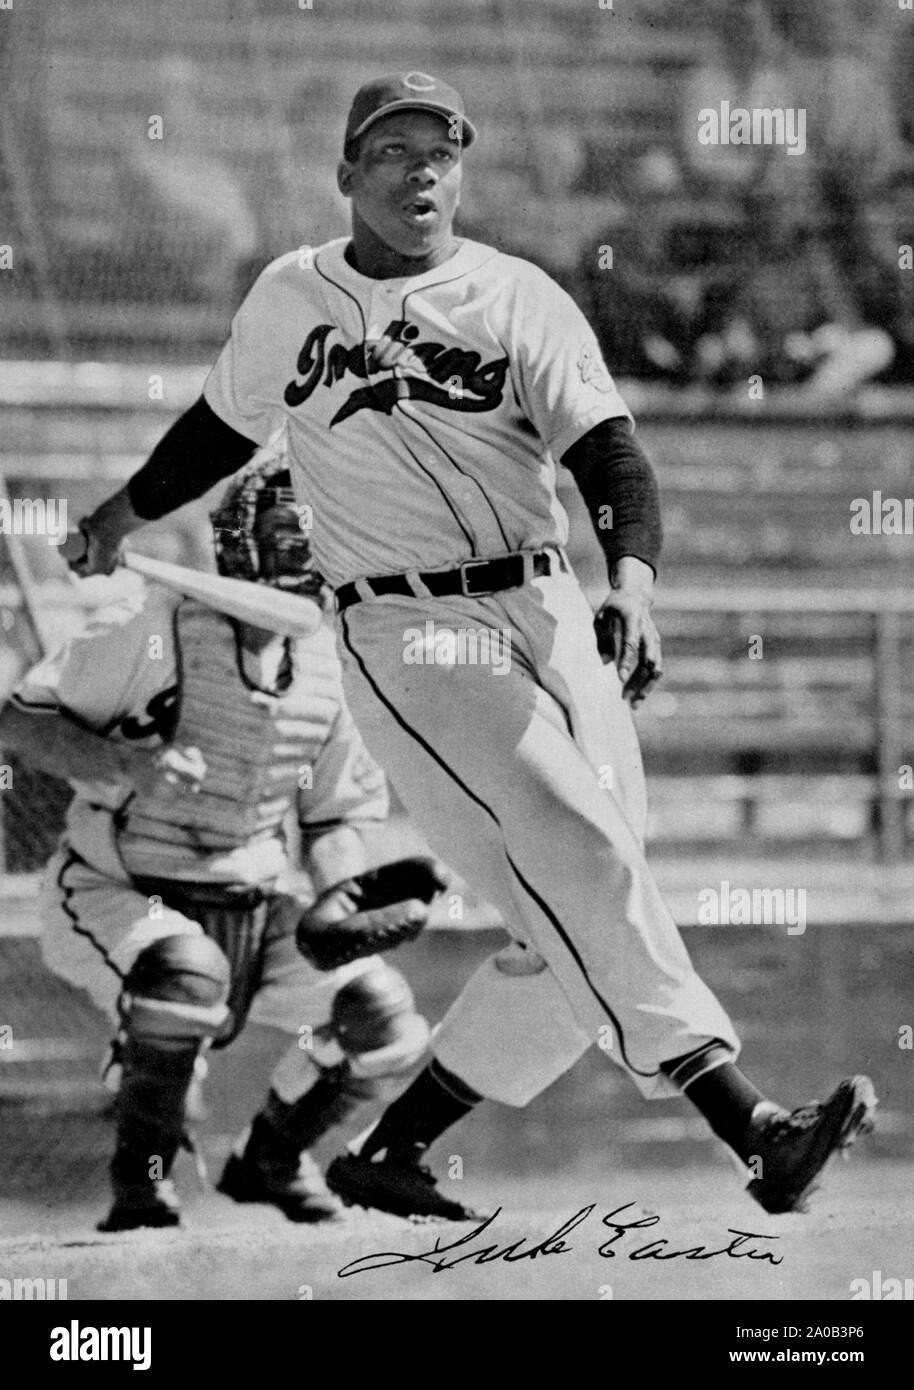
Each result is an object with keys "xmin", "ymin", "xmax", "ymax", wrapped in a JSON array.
[{"xmin": 210, "ymin": 457, "xmax": 324, "ymax": 602}]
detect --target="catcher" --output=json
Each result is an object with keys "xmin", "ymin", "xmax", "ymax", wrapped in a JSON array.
[{"xmin": 0, "ymin": 455, "xmax": 445, "ymax": 1232}]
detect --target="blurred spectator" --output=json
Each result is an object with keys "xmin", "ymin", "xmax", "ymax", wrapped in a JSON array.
[
  {"xmin": 459, "ymin": 124, "xmax": 607, "ymax": 297},
  {"xmin": 116, "ymin": 57, "xmax": 259, "ymax": 306},
  {"xmin": 766, "ymin": 0, "xmax": 910, "ymax": 191},
  {"xmin": 680, "ymin": 0, "xmax": 804, "ymax": 200},
  {"xmin": 689, "ymin": 221, "xmax": 895, "ymax": 394},
  {"xmin": 579, "ymin": 148, "xmax": 748, "ymax": 383},
  {"xmin": 256, "ymin": 77, "xmax": 350, "ymax": 259},
  {"xmin": 663, "ymin": 0, "xmax": 903, "ymax": 394},
  {"xmin": 763, "ymin": 0, "xmax": 906, "ymax": 393}
]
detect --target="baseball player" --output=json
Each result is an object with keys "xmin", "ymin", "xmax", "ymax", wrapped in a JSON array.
[
  {"xmin": 69, "ymin": 72, "xmax": 876, "ymax": 1221},
  {"xmin": 0, "ymin": 455, "xmax": 445, "ymax": 1231}
]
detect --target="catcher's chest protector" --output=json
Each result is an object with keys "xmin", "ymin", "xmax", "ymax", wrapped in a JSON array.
[{"xmin": 118, "ymin": 599, "xmax": 341, "ymax": 877}]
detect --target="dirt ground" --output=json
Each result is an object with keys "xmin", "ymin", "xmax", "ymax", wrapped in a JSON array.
[
  {"xmin": 0, "ymin": 1158, "xmax": 908, "ymax": 1302},
  {"xmin": 2, "ymin": 918, "xmax": 911, "ymax": 1303}
]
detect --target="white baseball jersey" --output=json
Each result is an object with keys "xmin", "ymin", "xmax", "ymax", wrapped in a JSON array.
[
  {"xmin": 12, "ymin": 581, "xmax": 388, "ymax": 886},
  {"xmin": 203, "ymin": 237, "xmax": 632, "ymax": 586}
]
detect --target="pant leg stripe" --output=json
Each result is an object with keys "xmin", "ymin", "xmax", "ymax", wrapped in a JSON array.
[
  {"xmin": 664, "ymin": 1041, "xmax": 734, "ymax": 1090},
  {"xmin": 340, "ymin": 613, "xmax": 656, "ymax": 1079},
  {"xmin": 56, "ymin": 844, "xmax": 127, "ymax": 982}
]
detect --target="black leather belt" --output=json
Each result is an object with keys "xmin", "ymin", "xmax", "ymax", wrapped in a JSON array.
[{"xmin": 336, "ymin": 549, "xmax": 564, "ymax": 611}]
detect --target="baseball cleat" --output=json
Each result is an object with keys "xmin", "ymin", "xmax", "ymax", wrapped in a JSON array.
[
  {"xmin": 97, "ymin": 1177, "xmax": 182, "ymax": 1233},
  {"xmin": 217, "ymin": 1120, "xmax": 343, "ymax": 1223},
  {"xmin": 326, "ymin": 1150, "xmax": 486, "ymax": 1221},
  {"xmin": 745, "ymin": 1075, "xmax": 877, "ymax": 1215}
]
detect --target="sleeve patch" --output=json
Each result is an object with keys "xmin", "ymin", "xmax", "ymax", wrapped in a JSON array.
[{"xmin": 577, "ymin": 343, "xmax": 614, "ymax": 394}]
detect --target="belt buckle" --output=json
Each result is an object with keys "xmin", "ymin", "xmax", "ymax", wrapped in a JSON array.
[
  {"xmin": 458, "ymin": 558, "xmax": 497, "ymax": 597},
  {"xmin": 459, "ymin": 554, "xmax": 527, "ymax": 597}
]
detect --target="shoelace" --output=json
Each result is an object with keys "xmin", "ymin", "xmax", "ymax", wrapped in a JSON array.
[{"xmin": 766, "ymin": 1103, "xmax": 823, "ymax": 1139}]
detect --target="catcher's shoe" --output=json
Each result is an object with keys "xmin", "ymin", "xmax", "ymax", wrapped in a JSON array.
[
  {"xmin": 745, "ymin": 1075, "xmax": 877, "ymax": 1215},
  {"xmin": 98, "ymin": 1177, "xmax": 182, "ymax": 1233},
  {"xmin": 326, "ymin": 1147, "xmax": 486, "ymax": 1222},
  {"xmin": 217, "ymin": 1116, "xmax": 343, "ymax": 1223}
]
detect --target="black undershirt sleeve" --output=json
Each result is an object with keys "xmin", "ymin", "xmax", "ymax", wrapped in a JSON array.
[
  {"xmin": 561, "ymin": 416, "xmax": 663, "ymax": 576},
  {"xmin": 127, "ymin": 396, "xmax": 260, "ymax": 520}
]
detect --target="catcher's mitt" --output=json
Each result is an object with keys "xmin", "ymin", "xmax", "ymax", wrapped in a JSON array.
[{"xmin": 296, "ymin": 857, "xmax": 448, "ymax": 970}]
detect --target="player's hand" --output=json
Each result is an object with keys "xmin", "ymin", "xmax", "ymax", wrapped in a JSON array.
[
  {"xmin": 124, "ymin": 745, "xmax": 207, "ymax": 797},
  {"xmin": 594, "ymin": 558, "xmax": 663, "ymax": 710},
  {"xmin": 64, "ymin": 489, "xmax": 143, "ymax": 577},
  {"xmin": 63, "ymin": 518, "xmax": 122, "ymax": 578}
]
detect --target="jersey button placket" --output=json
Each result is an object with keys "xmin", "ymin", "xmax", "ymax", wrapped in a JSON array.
[{"xmin": 363, "ymin": 294, "xmax": 393, "ymax": 406}]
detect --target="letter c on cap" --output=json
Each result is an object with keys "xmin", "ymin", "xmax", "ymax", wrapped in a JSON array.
[{"xmin": 404, "ymin": 71, "xmax": 437, "ymax": 91}]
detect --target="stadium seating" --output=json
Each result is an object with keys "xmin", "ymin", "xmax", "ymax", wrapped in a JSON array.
[
  {"xmin": 2, "ymin": 0, "xmax": 703, "ymax": 353},
  {"xmin": 2, "ymin": 2, "xmax": 913, "ymax": 863}
]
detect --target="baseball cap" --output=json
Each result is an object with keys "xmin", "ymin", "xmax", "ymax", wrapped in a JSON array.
[{"xmin": 343, "ymin": 71, "xmax": 477, "ymax": 157}]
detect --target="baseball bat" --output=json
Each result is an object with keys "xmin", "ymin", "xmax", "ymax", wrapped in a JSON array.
[{"xmin": 61, "ymin": 530, "xmax": 324, "ymax": 639}]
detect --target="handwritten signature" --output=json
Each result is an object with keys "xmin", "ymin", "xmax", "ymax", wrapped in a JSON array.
[{"xmin": 337, "ymin": 1202, "xmax": 783, "ymax": 1279}]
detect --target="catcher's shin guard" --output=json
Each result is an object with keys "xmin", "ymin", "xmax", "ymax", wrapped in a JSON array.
[
  {"xmin": 99, "ymin": 933, "xmax": 230, "ymax": 1233},
  {"xmin": 101, "ymin": 1037, "xmax": 199, "ymax": 1232}
]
